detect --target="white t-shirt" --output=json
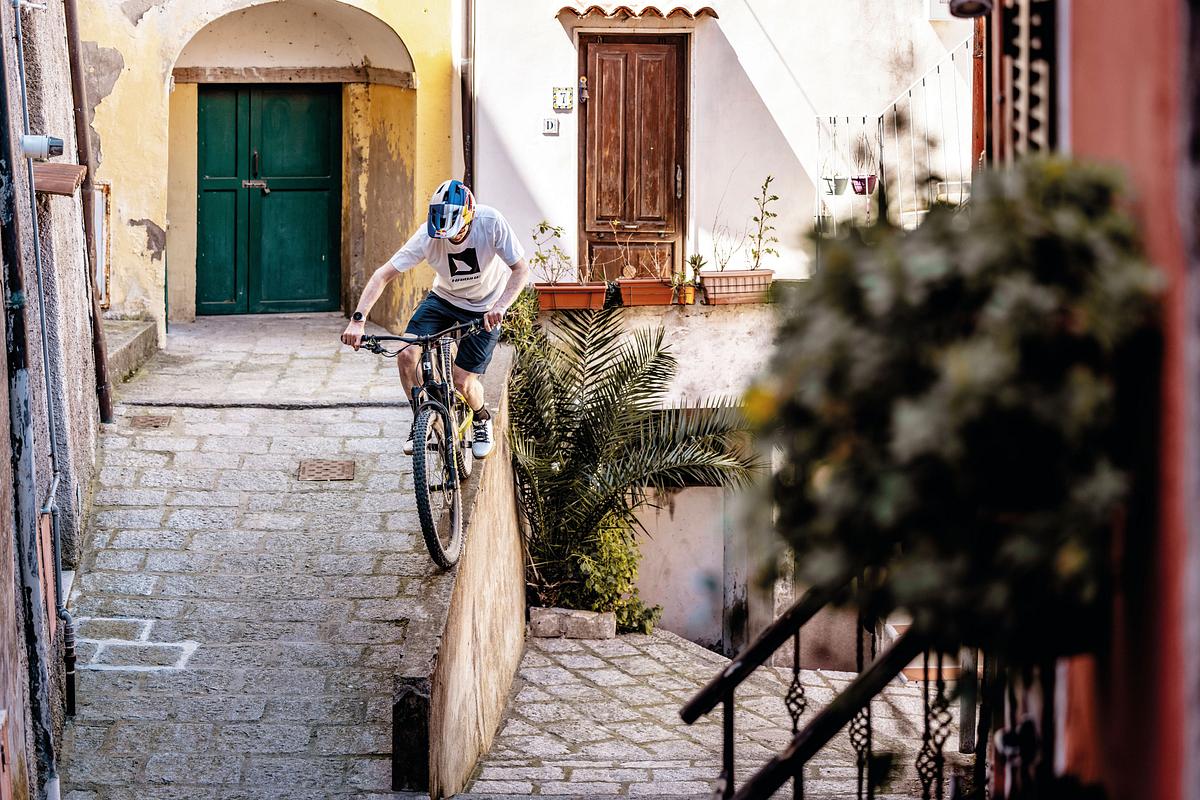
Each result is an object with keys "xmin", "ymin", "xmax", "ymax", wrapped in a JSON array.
[{"xmin": 388, "ymin": 204, "xmax": 525, "ymax": 313}]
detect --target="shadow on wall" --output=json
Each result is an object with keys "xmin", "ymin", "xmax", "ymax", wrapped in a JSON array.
[
  {"xmin": 474, "ymin": 100, "xmax": 556, "ymax": 275},
  {"xmin": 692, "ymin": 22, "xmax": 813, "ymax": 277}
]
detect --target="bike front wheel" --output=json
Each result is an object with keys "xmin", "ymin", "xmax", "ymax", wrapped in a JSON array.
[{"xmin": 411, "ymin": 407, "xmax": 464, "ymax": 568}]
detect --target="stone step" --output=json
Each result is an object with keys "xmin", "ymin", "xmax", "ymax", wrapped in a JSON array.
[{"xmin": 103, "ymin": 318, "xmax": 157, "ymax": 383}]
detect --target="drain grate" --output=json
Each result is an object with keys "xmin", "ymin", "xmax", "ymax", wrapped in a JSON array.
[
  {"xmin": 297, "ymin": 459, "xmax": 356, "ymax": 482},
  {"xmin": 130, "ymin": 415, "xmax": 172, "ymax": 430}
]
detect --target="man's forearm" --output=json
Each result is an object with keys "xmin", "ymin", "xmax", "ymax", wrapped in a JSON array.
[
  {"xmin": 493, "ymin": 260, "xmax": 531, "ymax": 310},
  {"xmin": 354, "ymin": 265, "xmax": 396, "ymax": 318}
]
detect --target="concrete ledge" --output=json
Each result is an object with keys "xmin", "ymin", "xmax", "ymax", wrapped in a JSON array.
[
  {"xmin": 103, "ymin": 319, "xmax": 158, "ymax": 383},
  {"xmin": 392, "ymin": 347, "xmax": 526, "ymax": 798}
]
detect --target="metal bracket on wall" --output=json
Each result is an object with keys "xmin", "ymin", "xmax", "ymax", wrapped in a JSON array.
[{"xmin": 13, "ymin": 0, "xmax": 49, "ymax": 10}]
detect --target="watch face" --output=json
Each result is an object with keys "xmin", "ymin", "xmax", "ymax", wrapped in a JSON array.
[{"xmin": 352, "ymin": 312, "xmax": 364, "ymax": 321}]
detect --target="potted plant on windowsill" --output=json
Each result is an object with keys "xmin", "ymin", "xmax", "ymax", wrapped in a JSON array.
[
  {"xmin": 673, "ymin": 254, "xmax": 704, "ymax": 305},
  {"xmin": 530, "ymin": 221, "xmax": 606, "ymax": 310},
  {"xmin": 699, "ymin": 175, "xmax": 778, "ymax": 305},
  {"xmin": 612, "ymin": 221, "xmax": 676, "ymax": 306}
]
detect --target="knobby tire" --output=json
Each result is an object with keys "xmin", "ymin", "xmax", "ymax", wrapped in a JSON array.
[{"xmin": 412, "ymin": 407, "xmax": 463, "ymax": 568}]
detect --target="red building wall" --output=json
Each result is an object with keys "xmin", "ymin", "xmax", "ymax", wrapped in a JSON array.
[{"xmin": 1066, "ymin": 2, "xmax": 1189, "ymax": 799}]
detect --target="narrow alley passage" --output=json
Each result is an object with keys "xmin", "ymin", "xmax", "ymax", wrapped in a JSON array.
[{"xmin": 61, "ymin": 314, "xmax": 439, "ymax": 799}]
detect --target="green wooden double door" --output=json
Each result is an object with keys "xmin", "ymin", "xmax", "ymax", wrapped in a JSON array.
[{"xmin": 197, "ymin": 85, "xmax": 342, "ymax": 314}]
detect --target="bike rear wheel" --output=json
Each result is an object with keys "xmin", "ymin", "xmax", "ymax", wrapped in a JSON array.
[{"xmin": 411, "ymin": 407, "xmax": 464, "ymax": 568}]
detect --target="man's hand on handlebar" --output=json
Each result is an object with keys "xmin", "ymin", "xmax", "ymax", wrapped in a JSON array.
[
  {"xmin": 483, "ymin": 303, "xmax": 507, "ymax": 333},
  {"xmin": 341, "ymin": 319, "xmax": 366, "ymax": 350}
]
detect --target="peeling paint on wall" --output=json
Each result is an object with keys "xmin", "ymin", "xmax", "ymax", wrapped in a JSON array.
[
  {"xmin": 128, "ymin": 218, "xmax": 165, "ymax": 262},
  {"xmin": 80, "ymin": 41, "xmax": 123, "ymax": 166},
  {"xmin": 79, "ymin": 0, "xmax": 455, "ymax": 334},
  {"xmin": 120, "ymin": 0, "xmax": 164, "ymax": 26}
]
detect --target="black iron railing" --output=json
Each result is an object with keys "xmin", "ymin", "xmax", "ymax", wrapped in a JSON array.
[{"xmin": 681, "ymin": 581, "xmax": 973, "ymax": 800}]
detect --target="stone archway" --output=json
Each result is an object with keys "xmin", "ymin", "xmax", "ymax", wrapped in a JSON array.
[{"xmin": 163, "ymin": 0, "xmax": 424, "ymax": 322}]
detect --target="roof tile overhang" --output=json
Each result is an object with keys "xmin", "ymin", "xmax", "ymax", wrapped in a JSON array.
[{"xmin": 557, "ymin": 4, "xmax": 719, "ymax": 20}]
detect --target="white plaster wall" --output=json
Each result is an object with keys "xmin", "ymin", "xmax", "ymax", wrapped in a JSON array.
[
  {"xmin": 175, "ymin": 0, "xmax": 415, "ymax": 72},
  {"xmin": 636, "ymin": 488, "xmax": 726, "ymax": 649},
  {"xmin": 615, "ymin": 304, "xmax": 776, "ymax": 405},
  {"xmin": 475, "ymin": 0, "xmax": 971, "ymax": 280}
]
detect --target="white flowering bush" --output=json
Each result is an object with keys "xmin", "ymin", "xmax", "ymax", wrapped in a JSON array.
[{"xmin": 749, "ymin": 158, "xmax": 1162, "ymax": 658}]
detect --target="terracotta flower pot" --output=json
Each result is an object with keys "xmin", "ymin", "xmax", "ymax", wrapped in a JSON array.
[
  {"xmin": 851, "ymin": 174, "xmax": 878, "ymax": 195},
  {"xmin": 699, "ymin": 269, "xmax": 774, "ymax": 305},
  {"xmin": 617, "ymin": 278, "xmax": 674, "ymax": 306},
  {"xmin": 534, "ymin": 282, "xmax": 607, "ymax": 310}
]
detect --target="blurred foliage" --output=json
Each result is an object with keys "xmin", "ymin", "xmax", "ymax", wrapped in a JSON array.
[
  {"xmin": 500, "ymin": 286, "xmax": 540, "ymax": 350},
  {"xmin": 509, "ymin": 308, "xmax": 759, "ymax": 632},
  {"xmin": 752, "ymin": 158, "xmax": 1162, "ymax": 660}
]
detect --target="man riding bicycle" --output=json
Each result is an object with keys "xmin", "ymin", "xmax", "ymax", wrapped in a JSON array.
[{"xmin": 341, "ymin": 179, "xmax": 530, "ymax": 459}]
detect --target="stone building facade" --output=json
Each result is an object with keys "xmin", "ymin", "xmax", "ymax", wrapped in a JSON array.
[{"xmin": 1, "ymin": 1, "xmax": 104, "ymax": 797}]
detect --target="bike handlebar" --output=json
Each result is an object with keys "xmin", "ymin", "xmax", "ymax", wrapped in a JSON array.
[{"xmin": 357, "ymin": 320, "xmax": 482, "ymax": 354}]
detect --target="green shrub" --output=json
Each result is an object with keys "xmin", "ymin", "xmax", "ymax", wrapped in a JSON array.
[{"xmin": 510, "ymin": 308, "xmax": 758, "ymax": 632}]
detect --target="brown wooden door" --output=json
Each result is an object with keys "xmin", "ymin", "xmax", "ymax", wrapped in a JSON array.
[{"xmin": 581, "ymin": 35, "xmax": 686, "ymax": 280}]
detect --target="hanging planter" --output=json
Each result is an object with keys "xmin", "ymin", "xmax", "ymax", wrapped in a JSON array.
[
  {"xmin": 823, "ymin": 176, "xmax": 849, "ymax": 195},
  {"xmin": 617, "ymin": 277, "xmax": 674, "ymax": 306},
  {"xmin": 851, "ymin": 174, "xmax": 878, "ymax": 195},
  {"xmin": 699, "ymin": 269, "xmax": 774, "ymax": 305}
]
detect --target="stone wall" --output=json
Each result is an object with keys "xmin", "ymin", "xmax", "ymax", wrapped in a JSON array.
[
  {"xmin": 15, "ymin": 0, "xmax": 99, "ymax": 570},
  {"xmin": 428, "ymin": 347, "xmax": 525, "ymax": 797},
  {"xmin": 0, "ymin": 1, "xmax": 103, "ymax": 797},
  {"xmin": 392, "ymin": 347, "xmax": 526, "ymax": 798}
]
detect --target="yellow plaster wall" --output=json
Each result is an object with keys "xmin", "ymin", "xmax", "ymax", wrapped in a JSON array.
[
  {"xmin": 166, "ymin": 82, "xmax": 197, "ymax": 322},
  {"xmin": 367, "ymin": 84, "xmax": 429, "ymax": 331},
  {"xmin": 80, "ymin": 0, "xmax": 455, "ymax": 334}
]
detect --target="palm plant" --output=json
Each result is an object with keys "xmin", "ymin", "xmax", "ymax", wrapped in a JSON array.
[{"xmin": 509, "ymin": 308, "xmax": 759, "ymax": 631}]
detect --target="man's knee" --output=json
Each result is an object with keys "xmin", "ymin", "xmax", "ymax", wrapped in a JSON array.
[
  {"xmin": 397, "ymin": 348, "xmax": 420, "ymax": 371},
  {"xmin": 452, "ymin": 366, "xmax": 478, "ymax": 389}
]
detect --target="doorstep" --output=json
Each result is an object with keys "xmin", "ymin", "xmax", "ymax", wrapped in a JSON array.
[{"xmin": 103, "ymin": 318, "xmax": 158, "ymax": 382}]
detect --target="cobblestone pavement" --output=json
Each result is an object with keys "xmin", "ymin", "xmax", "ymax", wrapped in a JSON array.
[
  {"xmin": 61, "ymin": 315, "xmax": 440, "ymax": 799},
  {"xmin": 465, "ymin": 630, "xmax": 958, "ymax": 799},
  {"xmin": 120, "ymin": 313, "xmax": 400, "ymax": 406}
]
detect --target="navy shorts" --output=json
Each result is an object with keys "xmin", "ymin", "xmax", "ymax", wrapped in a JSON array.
[{"xmin": 404, "ymin": 292, "xmax": 501, "ymax": 374}]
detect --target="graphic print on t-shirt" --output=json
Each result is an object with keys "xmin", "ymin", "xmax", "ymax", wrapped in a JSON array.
[{"xmin": 448, "ymin": 248, "xmax": 481, "ymax": 281}]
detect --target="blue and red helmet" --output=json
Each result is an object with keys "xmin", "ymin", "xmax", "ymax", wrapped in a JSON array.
[{"xmin": 427, "ymin": 179, "xmax": 476, "ymax": 239}]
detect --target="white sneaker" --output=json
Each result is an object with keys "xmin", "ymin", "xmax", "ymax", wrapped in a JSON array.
[
  {"xmin": 403, "ymin": 428, "xmax": 415, "ymax": 456},
  {"xmin": 471, "ymin": 417, "xmax": 494, "ymax": 459}
]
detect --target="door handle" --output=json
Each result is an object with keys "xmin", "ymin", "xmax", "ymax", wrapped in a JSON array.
[
  {"xmin": 242, "ymin": 179, "xmax": 270, "ymax": 195},
  {"xmin": 252, "ymin": 149, "xmax": 260, "ymax": 178},
  {"xmin": 620, "ymin": 223, "xmax": 639, "ymax": 230},
  {"xmin": 676, "ymin": 165, "xmax": 683, "ymax": 199}
]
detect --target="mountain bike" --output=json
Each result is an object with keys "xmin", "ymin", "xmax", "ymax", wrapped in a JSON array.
[{"xmin": 359, "ymin": 321, "xmax": 480, "ymax": 568}]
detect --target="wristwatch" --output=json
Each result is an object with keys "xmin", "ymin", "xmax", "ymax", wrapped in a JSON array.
[{"xmin": 352, "ymin": 311, "xmax": 364, "ymax": 322}]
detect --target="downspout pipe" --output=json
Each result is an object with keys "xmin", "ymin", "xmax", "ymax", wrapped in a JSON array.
[
  {"xmin": 461, "ymin": 0, "xmax": 476, "ymax": 189},
  {"xmin": 61, "ymin": 0, "xmax": 113, "ymax": 424},
  {"xmin": 13, "ymin": 0, "xmax": 78, "ymax": 740},
  {"xmin": 0, "ymin": 7, "xmax": 61, "ymax": 798}
]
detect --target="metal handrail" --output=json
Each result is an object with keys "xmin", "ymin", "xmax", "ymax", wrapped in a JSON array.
[
  {"xmin": 679, "ymin": 577, "xmax": 851, "ymax": 725},
  {"xmin": 732, "ymin": 628, "xmax": 930, "ymax": 800}
]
